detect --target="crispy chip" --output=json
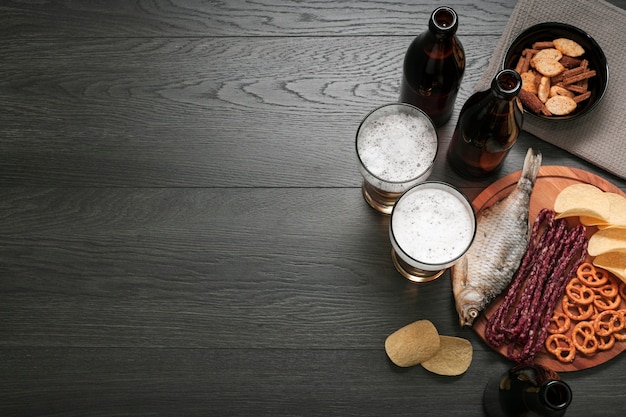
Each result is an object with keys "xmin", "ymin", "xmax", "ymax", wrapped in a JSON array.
[
  {"xmin": 521, "ymin": 71, "xmax": 538, "ymax": 94},
  {"xmin": 556, "ymin": 208, "xmax": 604, "ymax": 219},
  {"xmin": 579, "ymin": 215, "xmax": 609, "ymax": 227},
  {"xmin": 553, "ymin": 38, "xmax": 585, "ymax": 57},
  {"xmin": 538, "ymin": 76, "xmax": 551, "ymax": 103},
  {"xmin": 593, "ymin": 252, "xmax": 626, "ymax": 284},
  {"xmin": 532, "ymin": 58, "xmax": 566, "ymax": 77},
  {"xmin": 554, "ymin": 184, "xmax": 610, "ymax": 221},
  {"xmin": 588, "ymin": 228, "xmax": 626, "ymax": 256},
  {"xmin": 544, "ymin": 95, "xmax": 577, "ymax": 115},
  {"xmin": 530, "ymin": 49, "xmax": 564, "ymax": 77},
  {"xmin": 420, "ymin": 336, "xmax": 473, "ymax": 376},
  {"xmin": 550, "ymin": 85, "xmax": 576, "ymax": 99},
  {"xmin": 604, "ymin": 193, "xmax": 626, "ymax": 228},
  {"xmin": 385, "ymin": 320, "xmax": 440, "ymax": 367},
  {"xmin": 532, "ymin": 48, "xmax": 563, "ymax": 63},
  {"xmin": 597, "ymin": 224, "xmax": 618, "ymax": 230}
]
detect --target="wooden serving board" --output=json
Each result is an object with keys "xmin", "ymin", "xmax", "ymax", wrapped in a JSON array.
[{"xmin": 471, "ymin": 166, "xmax": 626, "ymax": 372}]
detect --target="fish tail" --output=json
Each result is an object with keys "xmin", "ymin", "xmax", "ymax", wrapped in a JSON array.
[{"xmin": 520, "ymin": 148, "xmax": 542, "ymax": 186}]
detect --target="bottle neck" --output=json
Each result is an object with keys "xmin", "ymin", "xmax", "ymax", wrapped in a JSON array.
[
  {"xmin": 513, "ymin": 365, "xmax": 573, "ymax": 417},
  {"xmin": 491, "ymin": 69, "xmax": 522, "ymax": 100},
  {"xmin": 536, "ymin": 380, "xmax": 572, "ymax": 413},
  {"xmin": 428, "ymin": 6, "xmax": 458, "ymax": 39}
]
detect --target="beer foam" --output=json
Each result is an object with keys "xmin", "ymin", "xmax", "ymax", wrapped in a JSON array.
[
  {"xmin": 357, "ymin": 112, "xmax": 437, "ymax": 189},
  {"xmin": 392, "ymin": 187, "xmax": 474, "ymax": 266}
]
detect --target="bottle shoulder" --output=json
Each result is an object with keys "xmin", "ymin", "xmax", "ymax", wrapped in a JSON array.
[{"xmin": 404, "ymin": 34, "xmax": 465, "ymax": 68}]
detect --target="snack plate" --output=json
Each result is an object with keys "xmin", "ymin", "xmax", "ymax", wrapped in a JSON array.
[{"xmin": 471, "ymin": 165, "xmax": 626, "ymax": 372}]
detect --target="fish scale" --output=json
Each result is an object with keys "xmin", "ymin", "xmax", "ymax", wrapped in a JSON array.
[{"xmin": 452, "ymin": 148, "xmax": 543, "ymax": 327}]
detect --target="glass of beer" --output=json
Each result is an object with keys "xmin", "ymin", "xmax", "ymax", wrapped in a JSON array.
[
  {"xmin": 356, "ymin": 103, "xmax": 438, "ymax": 215},
  {"xmin": 389, "ymin": 181, "xmax": 476, "ymax": 282}
]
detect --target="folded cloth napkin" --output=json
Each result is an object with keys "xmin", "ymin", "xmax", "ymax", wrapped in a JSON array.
[{"xmin": 476, "ymin": 0, "xmax": 626, "ymax": 180}]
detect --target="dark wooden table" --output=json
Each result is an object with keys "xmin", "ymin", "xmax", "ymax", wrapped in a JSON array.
[{"xmin": 2, "ymin": 1, "xmax": 626, "ymax": 415}]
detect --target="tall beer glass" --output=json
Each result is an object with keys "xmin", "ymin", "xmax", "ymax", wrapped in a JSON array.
[
  {"xmin": 356, "ymin": 103, "xmax": 438, "ymax": 214},
  {"xmin": 390, "ymin": 181, "xmax": 476, "ymax": 282}
]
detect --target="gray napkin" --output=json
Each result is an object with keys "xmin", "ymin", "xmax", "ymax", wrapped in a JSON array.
[{"xmin": 476, "ymin": 0, "xmax": 626, "ymax": 180}]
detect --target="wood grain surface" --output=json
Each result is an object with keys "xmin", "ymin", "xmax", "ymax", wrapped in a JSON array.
[
  {"xmin": 2, "ymin": 1, "xmax": 626, "ymax": 416},
  {"xmin": 0, "ymin": 1, "xmax": 521, "ymax": 38},
  {"xmin": 471, "ymin": 166, "xmax": 626, "ymax": 372}
]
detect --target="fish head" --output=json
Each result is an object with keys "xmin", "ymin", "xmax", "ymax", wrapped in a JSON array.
[
  {"xmin": 456, "ymin": 288, "xmax": 484, "ymax": 327},
  {"xmin": 459, "ymin": 304, "xmax": 481, "ymax": 327}
]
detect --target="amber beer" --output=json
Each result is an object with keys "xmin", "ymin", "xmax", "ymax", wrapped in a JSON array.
[
  {"xmin": 447, "ymin": 69, "xmax": 523, "ymax": 178},
  {"xmin": 356, "ymin": 103, "xmax": 438, "ymax": 214},
  {"xmin": 399, "ymin": 6, "xmax": 465, "ymax": 127},
  {"xmin": 389, "ymin": 182, "xmax": 476, "ymax": 282}
]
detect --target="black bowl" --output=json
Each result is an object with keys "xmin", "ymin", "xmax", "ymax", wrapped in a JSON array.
[{"xmin": 503, "ymin": 22, "xmax": 608, "ymax": 121}]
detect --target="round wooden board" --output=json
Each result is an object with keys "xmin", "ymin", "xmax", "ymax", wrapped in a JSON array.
[{"xmin": 470, "ymin": 166, "xmax": 626, "ymax": 372}]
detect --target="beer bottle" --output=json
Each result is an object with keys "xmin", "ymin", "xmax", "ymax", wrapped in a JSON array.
[
  {"xmin": 483, "ymin": 364, "xmax": 572, "ymax": 417},
  {"xmin": 399, "ymin": 6, "xmax": 465, "ymax": 127},
  {"xmin": 447, "ymin": 69, "xmax": 523, "ymax": 178}
]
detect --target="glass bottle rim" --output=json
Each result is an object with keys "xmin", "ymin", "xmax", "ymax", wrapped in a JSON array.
[
  {"xmin": 429, "ymin": 6, "xmax": 458, "ymax": 35},
  {"xmin": 492, "ymin": 69, "xmax": 522, "ymax": 97}
]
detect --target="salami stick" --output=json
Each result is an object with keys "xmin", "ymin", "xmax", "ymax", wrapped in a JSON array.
[
  {"xmin": 485, "ymin": 209, "xmax": 553, "ymax": 346},
  {"xmin": 485, "ymin": 209, "xmax": 589, "ymax": 364},
  {"xmin": 514, "ymin": 225, "xmax": 587, "ymax": 363},
  {"xmin": 524, "ymin": 227, "xmax": 588, "ymax": 362},
  {"xmin": 505, "ymin": 218, "xmax": 567, "ymax": 361},
  {"xmin": 507, "ymin": 218, "xmax": 566, "ymax": 341}
]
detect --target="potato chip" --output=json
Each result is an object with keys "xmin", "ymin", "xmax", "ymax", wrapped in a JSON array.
[
  {"xmin": 598, "ymin": 225, "xmax": 626, "ymax": 231},
  {"xmin": 593, "ymin": 252, "xmax": 626, "ymax": 284},
  {"xmin": 579, "ymin": 215, "xmax": 609, "ymax": 227},
  {"xmin": 385, "ymin": 320, "xmax": 440, "ymax": 367},
  {"xmin": 604, "ymin": 193, "xmax": 626, "ymax": 228},
  {"xmin": 556, "ymin": 208, "xmax": 608, "ymax": 221},
  {"xmin": 554, "ymin": 183, "xmax": 609, "ymax": 221},
  {"xmin": 575, "ymin": 192, "xmax": 626, "ymax": 229},
  {"xmin": 420, "ymin": 336, "xmax": 473, "ymax": 376},
  {"xmin": 588, "ymin": 228, "xmax": 626, "ymax": 256}
]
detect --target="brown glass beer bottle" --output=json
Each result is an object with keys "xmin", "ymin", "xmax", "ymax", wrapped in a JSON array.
[
  {"xmin": 483, "ymin": 364, "xmax": 572, "ymax": 417},
  {"xmin": 399, "ymin": 6, "xmax": 465, "ymax": 127},
  {"xmin": 447, "ymin": 69, "xmax": 523, "ymax": 178}
]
